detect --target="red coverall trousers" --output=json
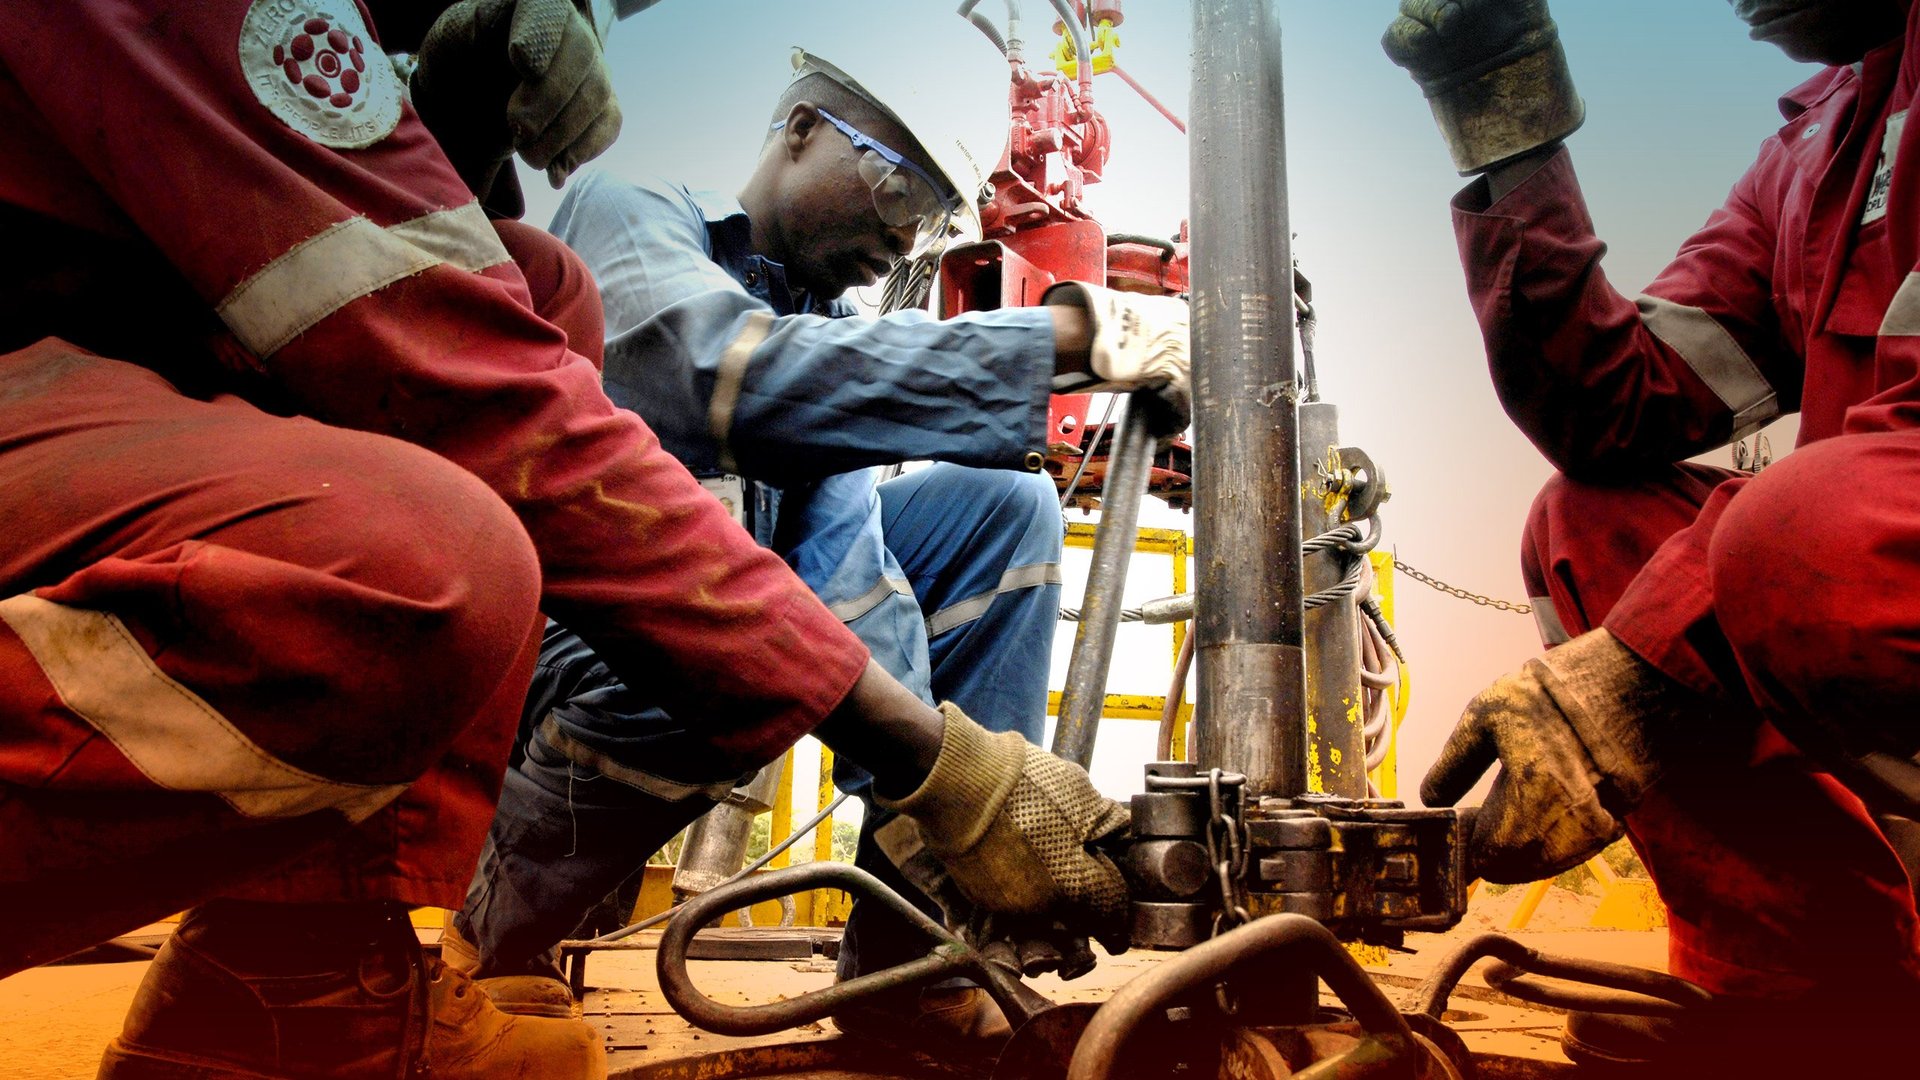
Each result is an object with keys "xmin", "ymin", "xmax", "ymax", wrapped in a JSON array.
[
  {"xmin": 1523, "ymin": 454, "xmax": 1920, "ymax": 1000},
  {"xmin": 0, "ymin": 220, "xmax": 604, "ymax": 975}
]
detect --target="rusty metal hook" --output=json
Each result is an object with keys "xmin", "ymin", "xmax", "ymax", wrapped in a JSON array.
[{"xmin": 1065, "ymin": 913, "xmax": 1421, "ymax": 1080}]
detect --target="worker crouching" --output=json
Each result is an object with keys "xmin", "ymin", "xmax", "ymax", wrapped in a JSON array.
[{"xmin": 1387, "ymin": 0, "xmax": 1920, "ymax": 1072}]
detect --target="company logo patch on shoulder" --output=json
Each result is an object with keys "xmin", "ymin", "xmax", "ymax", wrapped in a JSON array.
[{"xmin": 240, "ymin": 1, "xmax": 402, "ymax": 149}]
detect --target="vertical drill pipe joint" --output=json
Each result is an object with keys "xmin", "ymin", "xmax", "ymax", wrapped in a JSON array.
[
  {"xmin": 1051, "ymin": 392, "xmax": 1159, "ymax": 769},
  {"xmin": 1299, "ymin": 402, "xmax": 1366, "ymax": 798},
  {"xmin": 1189, "ymin": 0, "xmax": 1308, "ymax": 800}
]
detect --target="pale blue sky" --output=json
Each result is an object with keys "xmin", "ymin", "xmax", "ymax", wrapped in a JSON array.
[{"xmin": 515, "ymin": 2, "xmax": 1821, "ymax": 804}]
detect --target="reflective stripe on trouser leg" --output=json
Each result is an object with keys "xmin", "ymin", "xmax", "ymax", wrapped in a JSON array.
[
  {"xmin": 879, "ymin": 464, "xmax": 1065, "ymax": 743},
  {"xmin": 1521, "ymin": 465, "xmax": 1919, "ymax": 996},
  {"xmin": 0, "ymin": 594, "xmax": 405, "ymax": 822}
]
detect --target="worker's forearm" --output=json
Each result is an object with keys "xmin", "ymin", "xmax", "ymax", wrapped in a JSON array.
[
  {"xmin": 1051, "ymin": 304, "xmax": 1093, "ymax": 381},
  {"xmin": 813, "ymin": 661, "xmax": 947, "ymax": 800}
]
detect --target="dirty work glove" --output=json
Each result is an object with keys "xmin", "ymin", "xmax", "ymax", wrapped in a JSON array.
[
  {"xmin": 1421, "ymin": 629, "xmax": 1700, "ymax": 884},
  {"xmin": 874, "ymin": 702, "xmax": 1132, "ymax": 958},
  {"xmin": 412, "ymin": 0, "xmax": 621, "ymax": 213},
  {"xmin": 878, "ymin": 818, "xmax": 1103, "ymax": 980},
  {"xmin": 1381, "ymin": 0, "xmax": 1584, "ymax": 175},
  {"xmin": 1045, "ymin": 282, "xmax": 1191, "ymax": 436}
]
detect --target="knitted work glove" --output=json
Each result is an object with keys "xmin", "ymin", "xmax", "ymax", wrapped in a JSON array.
[
  {"xmin": 1422, "ymin": 629, "xmax": 1698, "ymax": 883},
  {"xmin": 1044, "ymin": 282, "xmax": 1191, "ymax": 436},
  {"xmin": 1381, "ymin": 0, "xmax": 1584, "ymax": 174},
  {"xmin": 412, "ymin": 0, "xmax": 620, "ymax": 212},
  {"xmin": 875, "ymin": 703, "xmax": 1131, "ymax": 957}
]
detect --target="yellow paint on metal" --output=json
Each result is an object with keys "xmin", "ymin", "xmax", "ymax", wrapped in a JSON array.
[
  {"xmin": 1046, "ymin": 690, "xmax": 1191, "ymax": 722},
  {"xmin": 1172, "ymin": 533, "xmax": 1190, "ymax": 762},
  {"xmin": 1051, "ymin": 18, "xmax": 1120, "ymax": 79},
  {"xmin": 1500, "ymin": 854, "xmax": 1665, "ymax": 932},
  {"xmin": 1366, "ymin": 553, "xmax": 1405, "ymax": 800},
  {"xmin": 1507, "ymin": 879, "xmax": 1552, "ymax": 931},
  {"xmin": 813, "ymin": 744, "xmax": 837, "ymax": 927},
  {"xmin": 628, "ymin": 864, "xmax": 814, "ymax": 927},
  {"xmin": 1304, "ymin": 712, "xmax": 1325, "ymax": 793},
  {"xmin": 770, "ymin": 749, "xmax": 795, "ymax": 869},
  {"xmin": 1586, "ymin": 853, "xmax": 1666, "ymax": 931},
  {"xmin": 1345, "ymin": 941, "xmax": 1390, "ymax": 969}
]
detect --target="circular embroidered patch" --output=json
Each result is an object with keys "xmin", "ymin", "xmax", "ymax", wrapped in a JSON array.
[{"xmin": 240, "ymin": 1, "xmax": 402, "ymax": 149}]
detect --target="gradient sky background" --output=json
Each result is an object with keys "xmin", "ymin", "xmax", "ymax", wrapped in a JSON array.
[{"xmin": 512, "ymin": 2, "xmax": 1821, "ymax": 809}]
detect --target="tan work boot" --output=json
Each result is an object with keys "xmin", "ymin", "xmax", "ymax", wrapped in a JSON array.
[
  {"xmin": 96, "ymin": 900, "xmax": 605, "ymax": 1079},
  {"xmin": 438, "ymin": 919, "xmax": 578, "ymax": 1019}
]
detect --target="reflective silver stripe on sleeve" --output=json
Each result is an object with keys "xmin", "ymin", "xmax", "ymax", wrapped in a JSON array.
[
  {"xmin": 708, "ymin": 311, "xmax": 774, "ymax": 474},
  {"xmin": 217, "ymin": 202, "xmax": 511, "ymax": 359},
  {"xmin": 1636, "ymin": 295, "xmax": 1779, "ymax": 441},
  {"xmin": 826, "ymin": 577, "xmax": 915, "ymax": 623},
  {"xmin": 0, "ymin": 595, "xmax": 405, "ymax": 822},
  {"xmin": 1531, "ymin": 595, "xmax": 1572, "ymax": 647},
  {"xmin": 1880, "ymin": 272, "xmax": 1920, "ymax": 335},
  {"xmin": 386, "ymin": 203, "xmax": 513, "ymax": 273},
  {"xmin": 925, "ymin": 562, "xmax": 1064, "ymax": 638}
]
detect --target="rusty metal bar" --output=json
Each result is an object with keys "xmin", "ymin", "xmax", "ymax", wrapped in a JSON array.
[
  {"xmin": 1412, "ymin": 932, "xmax": 1713, "ymax": 1020},
  {"xmin": 1053, "ymin": 394, "xmax": 1159, "ymax": 769},
  {"xmin": 1188, "ymin": 0, "xmax": 1307, "ymax": 801},
  {"xmin": 1065, "ymin": 914, "xmax": 1419, "ymax": 1080},
  {"xmin": 656, "ymin": 862, "xmax": 1053, "ymax": 1037}
]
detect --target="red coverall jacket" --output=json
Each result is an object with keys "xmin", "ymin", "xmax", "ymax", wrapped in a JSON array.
[
  {"xmin": 1448, "ymin": 12, "xmax": 1920, "ymax": 998},
  {"xmin": 0, "ymin": 0, "xmax": 866, "ymax": 971}
]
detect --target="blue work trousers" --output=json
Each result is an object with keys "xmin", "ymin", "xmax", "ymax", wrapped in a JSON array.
[
  {"xmin": 836, "ymin": 466, "xmax": 1059, "ymax": 982},
  {"xmin": 456, "ymin": 465, "xmax": 1061, "ymax": 978}
]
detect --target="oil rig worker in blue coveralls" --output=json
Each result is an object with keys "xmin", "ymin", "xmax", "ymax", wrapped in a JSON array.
[{"xmin": 448, "ymin": 38, "xmax": 1192, "ymax": 1038}]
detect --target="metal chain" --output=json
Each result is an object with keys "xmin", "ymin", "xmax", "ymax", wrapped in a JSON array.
[
  {"xmin": 1203, "ymin": 769, "xmax": 1252, "ymax": 937},
  {"xmin": 1391, "ymin": 558, "xmax": 1533, "ymax": 615}
]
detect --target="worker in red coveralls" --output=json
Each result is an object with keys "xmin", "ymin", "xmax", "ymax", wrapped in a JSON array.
[
  {"xmin": 0, "ymin": 3, "xmax": 1132, "ymax": 1077},
  {"xmin": 1384, "ymin": 0, "xmax": 1920, "ymax": 1072}
]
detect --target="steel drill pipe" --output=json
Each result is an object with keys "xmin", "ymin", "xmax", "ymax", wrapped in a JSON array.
[
  {"xmin": 1298, "ymin": 402, "xmax": 1366, "ymax": 798},
  {"xmin": 1189, "ymin": 0, "xmax": 1307, "ymax": 800},
  {"xmin": 1051, "ymin": 392, "xmax": 1159, "ymax": 769}
]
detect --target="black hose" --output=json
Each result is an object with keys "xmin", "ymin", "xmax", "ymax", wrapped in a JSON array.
[{"xmin": 1106, "ymin": 232, "xmax": 1177, "ymax": 258}]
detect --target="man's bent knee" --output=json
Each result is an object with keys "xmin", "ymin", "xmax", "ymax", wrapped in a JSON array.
[
  {"xmin": 1710, "ymin": 435, "xmax": 1920, "ymax": 755},
  {"xmin": 34, "ymin": 428, "xmax": 543, "ymax": 785}
]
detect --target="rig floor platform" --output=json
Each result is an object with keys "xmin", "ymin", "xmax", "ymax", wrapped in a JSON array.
[{"xmin": 0, "ymin": 915, "xmax": 1665, "ymax": 1079}]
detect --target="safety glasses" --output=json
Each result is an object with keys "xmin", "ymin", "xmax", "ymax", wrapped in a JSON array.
[{"xmin": 774, "ymin": 108, "xmax": 962, "ymax": 259}]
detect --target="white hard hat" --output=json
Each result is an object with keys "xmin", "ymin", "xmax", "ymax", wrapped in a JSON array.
[{"xmin": 787, "ymin": 28, "xmax": 1010, "ymax": 244}]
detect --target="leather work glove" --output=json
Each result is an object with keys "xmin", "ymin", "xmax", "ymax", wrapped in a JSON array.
[
  {"xmin": 1421, "ymin": 629, "xmax": 1700, "ymax": 883},
  {"xmin": 1381, "ymin": 0, "xmax": 1584, "ymax": 175},
  {"xmin": 873, "ymin": 703, "xmax": 1132, "ymax": 962},
  {"xmin": 1044, "ymin": 282, "xmax": 1192, "ymax": 437},
  {"xmin": 412, "ymin": 0, "xmax": 621, "ymax": 214}
]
